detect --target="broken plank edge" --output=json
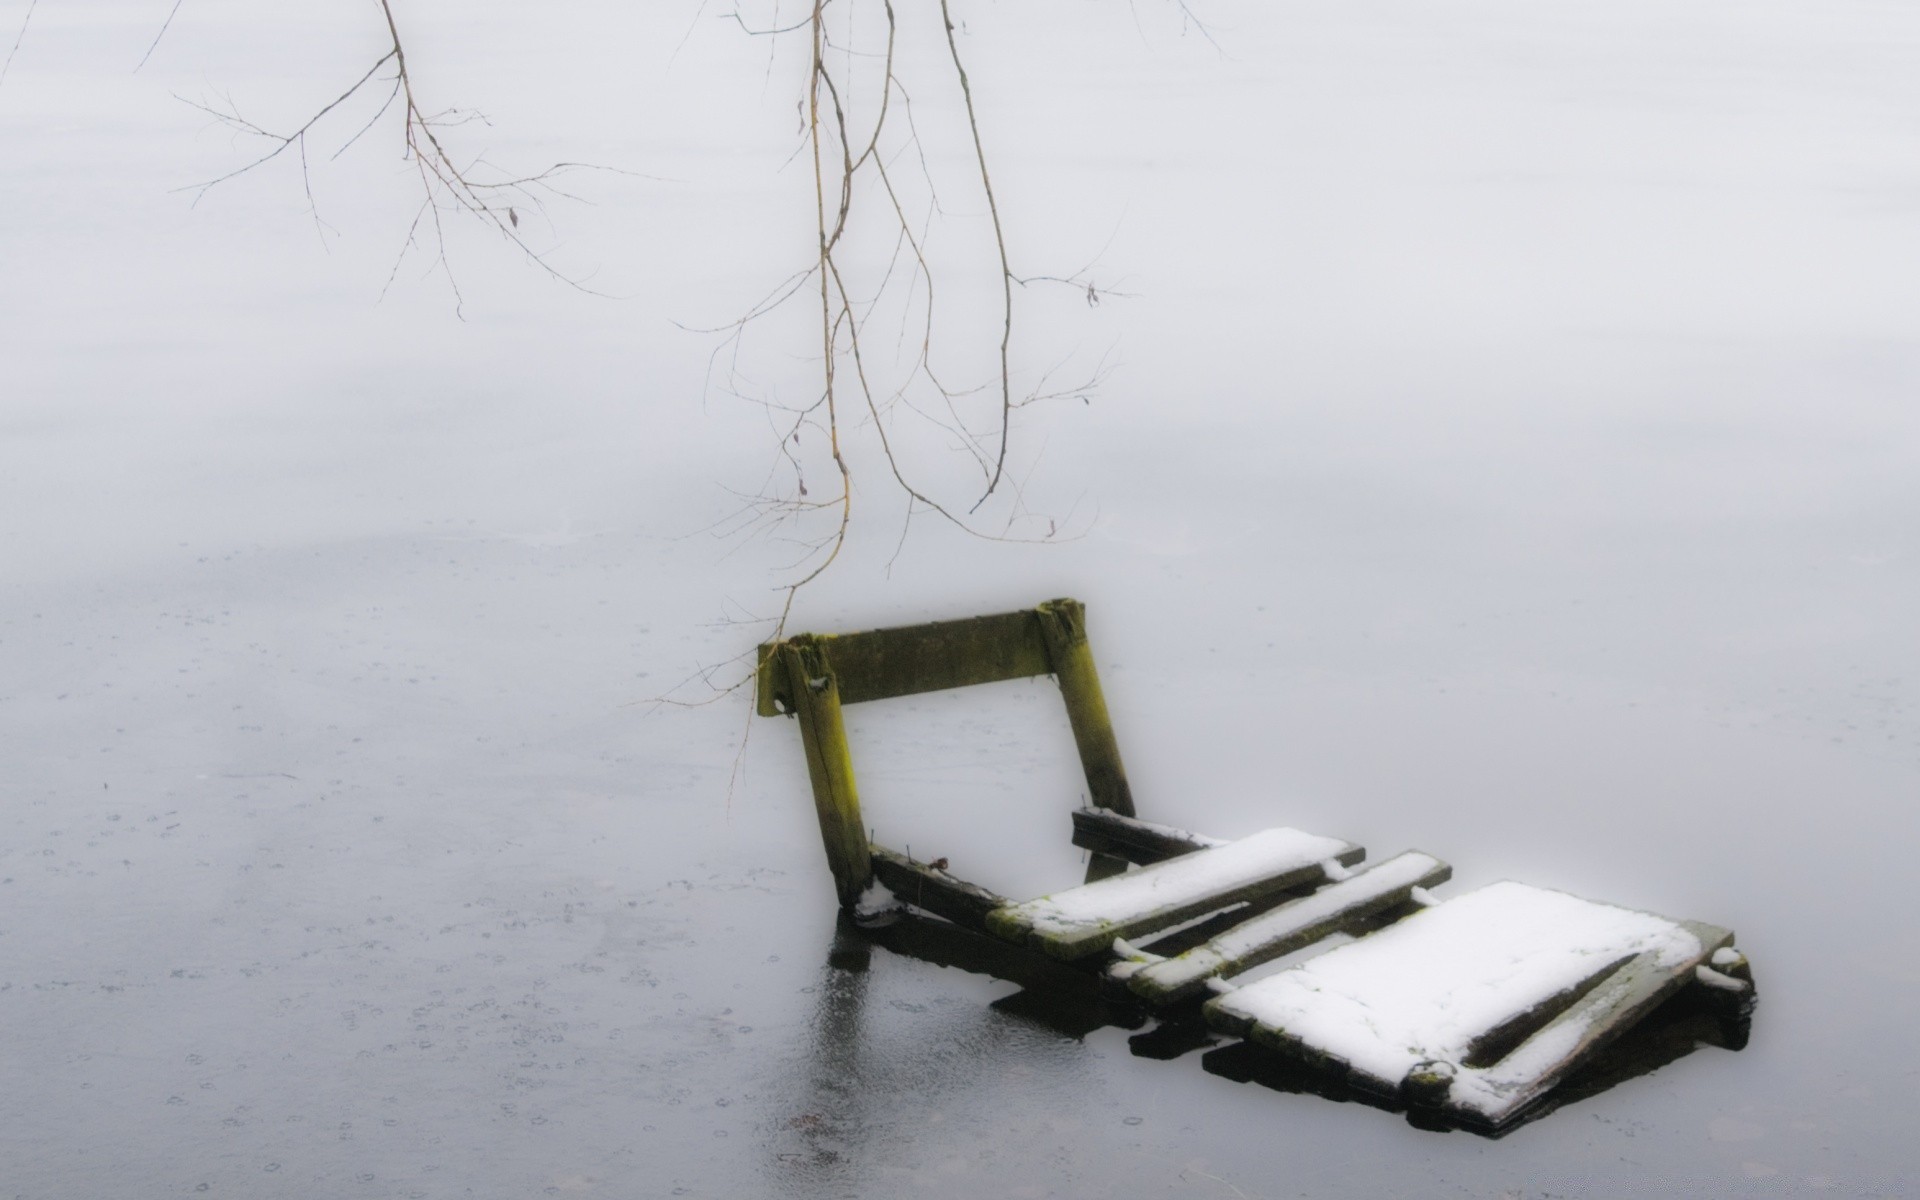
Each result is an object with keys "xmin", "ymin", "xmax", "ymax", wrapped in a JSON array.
[
  {"xmin": 869, "ymin": 845, "xmax": 1008, "ymax": 932},
  {"xmin": 1435, "ymin": 921, "xmax": 1738, "ymax": 1131},
  {"xmin": 1070, "ymin": 807, "xmax": 1226, "ymax": 866}
]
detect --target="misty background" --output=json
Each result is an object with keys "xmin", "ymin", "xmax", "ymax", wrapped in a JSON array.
[{"xmin": 3, "ymin": 1, "xmax": 1916, "ymax": 1195}]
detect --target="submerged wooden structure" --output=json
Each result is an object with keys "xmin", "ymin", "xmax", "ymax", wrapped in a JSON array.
[{"xmin": 757, "ymin": 599, "xmax": 1754, "ymax": 1132}]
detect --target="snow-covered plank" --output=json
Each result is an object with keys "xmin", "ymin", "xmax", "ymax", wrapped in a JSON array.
[
  {"xmin": 1115, "ymin": 851, "xmax": 1452, "ymax": 1006},
  {"xmin": 1069, "ymin": 807, "xmax": 1227, "ymax": 866},
  {"xmin": 1203, "ymin": 881, "xmax": 1733, "ymax": 1129},
  {"xmin": 985, "ymin": 827, "xmax": 1362, "ymax": 961}
]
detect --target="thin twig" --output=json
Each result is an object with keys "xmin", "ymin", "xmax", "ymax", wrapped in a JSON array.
[
  {"xmin": 135, "ymin": 0, "xmax": 189, "ymax": 73},
  {"xmin": 0, "ymin": 0, "xmax": 36, "ymax": 91}
]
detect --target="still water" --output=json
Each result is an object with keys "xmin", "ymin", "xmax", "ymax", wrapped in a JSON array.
[{"xmin": 3, "ymin": 2, "xmax": 1916, "ymax": 1195}]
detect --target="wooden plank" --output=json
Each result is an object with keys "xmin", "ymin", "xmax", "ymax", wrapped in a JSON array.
[
  {"xmin": 1427, "ymin": 919, "xmax": 1737, "ymax": 1129},
  {"xmin": 986, "ymin": 827, "xmax": 1364, "ymax": 961},
  {"xmin": 757, "ymin": 610, "xmax": 1052, "ymax": 716},
  {"xmin": 860, "ymin": 909, "xmax": 1103, "ymax": 1001},
  {"xmin": 1035, "ymin": 600, "xmax": 1135, "ymax": 884},
  {"xmin": 869, "ymin": 845, "xmax": 1008, "ymax": 930},
  {"xmin": 780, "ymin": 641, "xmax": 872, "ymax": 908},
  {"xmin": 1202, "ymin": 882, "xmax": 1737, "ymax": 1130},
  {"xmin": 1120, "ymin": 851, "xmax": 1453, "ymax": 1006},
  {"xmin": 1070, "ymin": 807, "xmax": 1225, "ymax": 866}
]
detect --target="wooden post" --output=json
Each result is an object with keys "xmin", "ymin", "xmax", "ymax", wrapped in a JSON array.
[
  {"xmin": 1037, "ymin": 598, "xmax": 1135, "ymax": 882},
  {"xmin": 778, "ymin": 638, "xmax": 874, "ymax": 909}
]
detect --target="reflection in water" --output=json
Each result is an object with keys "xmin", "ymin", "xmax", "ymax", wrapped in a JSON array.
[
  {"xmin": 774, "ymin": 911, "xmax": 1148, "ymax": 1196},
  {"xmin": 777, "ymin": 920, "xmax": 873, "ymax": 1190},
  {"xmin": 792, "ymin": 908, "xmax": 1753, "ymax": 1151}
]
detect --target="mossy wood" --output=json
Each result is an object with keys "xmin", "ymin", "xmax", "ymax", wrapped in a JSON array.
[
  {"xmin": 778, "ymin": 641, "xmax": 872, "ymax": 908},
  {"xmin": 753, "ymin": 600, "xmax": 1752, "ymax": 1131},
  {"xmin": 756, "ymin": 609, "xmax": 1050, "ymax": 716},
  {"xmin": 757, "ymin": 599, "xmax": 1136, "ymax": 908},
  {"xmin": 869, "ymin": 846, "xmax": 1007, "ymax": 930},
  {"xmin": 1034, "ymin": 600, "xmax": 1135, "ymax": 820}
]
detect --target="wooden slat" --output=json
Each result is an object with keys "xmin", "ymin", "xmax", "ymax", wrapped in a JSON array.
[
  {"xmin": 1430, "ymin": 919, "xmax": 1736, "ymax": 1130},
  {"xmin": 781, "ymin": 642, "xmax": 872, "ymax": 908},
  {"xmin": 869, "ymin": 845, "xmax": 1009, "ymax": 930},
  {"xmin": 757, "ymin": 609, "xmax": 1052, "ymax": 716},
  {"xmin": 986, "ymin": 828, "xmax": 1364, "ymax": 962},
  {"xmin": 1121, "ymin": 851, "xmax": 1453, "ymax": 1006},
  {"xmin": 1036, "ymin": 600, "xmax": 1136, "ymax": 882},
  {"xmin": 1202, "ymin": 882, "xmax": 1738, "ymax": 1131},
  {"xmin": 1070, "ymin": 807, "xmax": 1226, "ymax": 866}
]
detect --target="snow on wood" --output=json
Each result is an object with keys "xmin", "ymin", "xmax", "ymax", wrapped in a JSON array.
[
  {"xmin": 1069, "ymin": 806, "xmax": 1227, "ymax": 865},
  {"xmin": 986, "ymin": 827, "xmax": 1360, "ymax": 961},
  {"xmin": 1120, "ymin": 850, "xmax": 1452, "ymax": 1006},
  {"xmin": 1204, "ymin": 881, "xmax": 1733, "ymax": 1127}
]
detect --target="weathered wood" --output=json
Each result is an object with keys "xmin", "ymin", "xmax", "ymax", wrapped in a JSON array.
[
  {"xmin": 1119, "ymin": 851, "xmax": 1453, "ymax": 1006},
  {"xmin": 1070, "ymin": 807, "xmax": 1225, "ymax": 866},
  {"xmin": 1036, "ymin": 599, "xmax": 1134, "ymax": 818},
  {"xmin": 1035, "ymin": 599, "xmax": 1135, "ymax": 883},
  {"xmin": 1204, "ymin": 882, "xmax": 1737, "ymax": 1130},
  {"xmin": 858, "ymin": 909, "xmax": 1102, "ymax": 1001},
  {"xmin": 986, "ymin": 827, "xmax": 1364, "ymax": 961},
  {"xmin": 869, "ymin": 845, "xmax": 1008, "ymax": 930},
  {"xmin": 1424, "ymin": 919, "xmax": 1736, "ymax": 1129},
  {"xmin": 757, "ymin": 609, "xmax": 1052, "ymax": 717},
  {"xmin": 779, "ymin": 639, "xmax": 872, "ymax": 908}
]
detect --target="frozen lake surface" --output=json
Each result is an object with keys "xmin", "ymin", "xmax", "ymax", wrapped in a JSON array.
[{"xmin": 4, "ymin": 2, "xmax": 1917, "ymax": 1195}]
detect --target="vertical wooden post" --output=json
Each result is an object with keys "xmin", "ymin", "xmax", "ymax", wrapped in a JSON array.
[
  {"xmin": 1037, "ymin": 598, "xmax": 1136, "ymax": 882},
  {"xmin": 779, "ymin": 638, "xmax": 874, "ymax": 909}
]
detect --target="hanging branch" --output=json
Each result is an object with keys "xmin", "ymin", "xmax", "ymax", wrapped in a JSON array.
[
  {"xmin": 179, "ymin": 0, "xmax": 611, "ymax": 313},
  {"xmin": 684, "ymin": 0, "xmax": 1115, "ymax": 658},
  {"xmin": 937, "ymin": 0, "xmax": 1015, "ymax": 512}
]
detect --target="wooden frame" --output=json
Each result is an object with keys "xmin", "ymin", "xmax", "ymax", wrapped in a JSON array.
[
  {"xmin": 755, "ymin": 600, "xmax": 1753, "ymax": 1134},
  {"xmin": 758, "ymin": 598, "xmax": 1134, "ymax": 907}
]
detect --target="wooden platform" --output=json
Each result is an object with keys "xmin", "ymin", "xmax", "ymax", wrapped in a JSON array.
[
  {"xmin": 756, "ymin": 599, "xmax": 1754, "ymax": 1133},
  {"xmin": 1202, "ymin": 881, "xmax": 1744, "ymax": 1129}
]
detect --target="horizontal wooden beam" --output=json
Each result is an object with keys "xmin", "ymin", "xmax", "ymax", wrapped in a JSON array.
[
  {"xmin": 1071, "ymin": 807, "xmax": 1226, "ymax": 865},
  {"xmin": 869, "ymin": 845, "xmax": 1009, "ymax": 930},
  {"xmin": 757, "ymin": 608, "xmax": 1054, "ymax": 716}
]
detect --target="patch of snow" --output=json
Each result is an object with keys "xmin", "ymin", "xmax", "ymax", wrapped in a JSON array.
[
  {"xmin": 853, "ymin": 878, "xmax": 901, "ymax": 924},
  {"xmin": 1130, "ymin": 852, "xmax": 1445, "ymax": 998},
  {"xmin": 999, "ymin": 827, "xmax": 1351, "ymax": 938},
  {"xmin": 1318, "ymin": 857, "xmax": 1353, "ymax": 882},
  {"xmin": 1694, "ymin": 964, "xmax": 1750, "ymax": 992},
  {"xmin": 1109, "ymin": 936, "xmax": 1165, "ymax": 964},
  {"xmin": 1207, "ymin": 882, "xmax": 1703, "ymax": 1112}
]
